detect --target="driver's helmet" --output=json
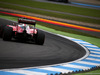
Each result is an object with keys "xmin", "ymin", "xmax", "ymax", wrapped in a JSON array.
[
  {"xmin": 13, "ymin": 23, "xmax": 17, "ymax": 26},
  {"xmin": 18, "ymin": 23, "xmax": 28, "ymax": 29}
]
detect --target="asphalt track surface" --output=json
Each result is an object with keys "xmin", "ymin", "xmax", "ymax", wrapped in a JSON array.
[{"xmin": 0, "ymin": 18, "xmax": 86, "ymax": 69}]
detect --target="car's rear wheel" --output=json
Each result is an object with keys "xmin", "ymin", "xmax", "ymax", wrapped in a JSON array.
[
  {"xmin": 35, "ymin": 30, "xmax": 45, "ymax": 45},
  {"xmin": 0, "ymin": 25, "xmax": 5, "ymax": 38},
  {"xmin": 3, "ymin": 26, "xmax": 13, "ymax": 41}
]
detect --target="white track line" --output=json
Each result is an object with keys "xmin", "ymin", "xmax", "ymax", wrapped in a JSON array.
[
  {"xmin": 62, "ymin": 64, "xmax": 90, "ymax": 70},
  {"xmin": 86, "ymin": 58, "xmax": 100, "ymax": 61},
  {"xmin": 4, "ymin": 69, "xmax": 47, "ymax": 75},
  {"xmin": 90, "ymin": 54, "xmax": 100, "ymax": 57},
  {"xmin": 83, "ymin": 45, "xmax": 98, "ymax": 47},
  {"xmin": 88, "ymin": 48, "xmax": 100, "ymax": 51},
  {"xmin": 77, "ymin": 61, "xmax": 100, "ymax": 66},
  {"xmin": 90, "ymin": 51, "xmax": 100, "ymax": 54},
  {"xmin": 39, "ymin": 67, "xmax": 73, "ymax": 73},
  {"xmin": 74, "ymin": 41, "xmax": 91, "ymax": 44}
]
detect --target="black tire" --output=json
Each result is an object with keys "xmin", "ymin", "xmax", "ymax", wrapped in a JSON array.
[
  {"xmin": 35, "ymin": 30, "xmax": 45, "ymax": 45},
  {"xmin": 0, "ymin": 25, "xmax": 5, "ymax": 38},
  {"xmin": 3, "ymin": 26, "xmax": 13, "ymax": 41}
]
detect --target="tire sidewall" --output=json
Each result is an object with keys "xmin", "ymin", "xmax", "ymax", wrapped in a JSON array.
[
  {"xmin": 3, "ymin": 26, "xmax": 13, "ymax": 41},
  {"xmin": 35, "ymin": 29, "xmax": 45, "ymax": 45}
]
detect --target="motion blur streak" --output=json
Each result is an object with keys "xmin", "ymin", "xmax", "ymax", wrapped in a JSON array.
[{"xmin": 0, "ymin": 11, "xmax": 100, "ymax": 32}]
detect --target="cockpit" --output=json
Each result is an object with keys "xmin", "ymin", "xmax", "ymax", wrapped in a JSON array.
[{"xmin": 18, "ymin": 24, "xmax": 33, "ymax": 29}]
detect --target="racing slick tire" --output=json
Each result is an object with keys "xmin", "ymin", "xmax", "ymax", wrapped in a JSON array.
[
  {"xmin": 3, "ymin": 26, "xmax": 13, "ymax": 41},
  {"xmin": 0, "ymin": 25, "xmax": 5, "ymax": 38},
  {"xmin": 35, "ymin": 30, "xmax": 45, "ymax": 45}
]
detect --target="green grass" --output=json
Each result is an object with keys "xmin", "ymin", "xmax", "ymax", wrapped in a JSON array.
[
  {"xmin": 0, "ymin": 14, "xmax": 100, "ymax": 47},
  {"xmin": 74, "ymin": 69, "xmax": 100, "ymax": 75},
  {"xmin": 0, "ymin": 0, "xmax": 100, "ymax": 18},
  {"xmin": 0, "ymin": 1, "xmax": 100, "ymax": 74},
  {"xmin": 37, "ymin": 23, "xmax": 100, "ymax": 47},
  {"xmin": 0, "ymin": 13, "xmax": 98, "ymax": 39},
  {"xmin": 0, "ymin": 13, "xmax": 100, "ymax": 75},
  {"xmin": 37, "ymin": 21, "xmax": 98, "ymax": 38},
  {"xmin": 0, "ymin": 3, "xmax": 100, "ymax": 25}
]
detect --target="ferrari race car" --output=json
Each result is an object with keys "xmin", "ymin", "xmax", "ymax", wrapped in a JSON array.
[{"xmin": 0, "ymin": 18, "xmax": 45, "ymax": 45}]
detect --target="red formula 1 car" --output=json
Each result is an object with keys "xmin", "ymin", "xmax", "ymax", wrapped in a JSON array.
[{"xmin": 0, "ymin": 18, "xmax": 45, "ymax": 45}]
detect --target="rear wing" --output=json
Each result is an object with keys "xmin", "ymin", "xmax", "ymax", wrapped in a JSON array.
[{"xmin": 18, "ymin": 18, "xmax": 36, "ymax": 25}]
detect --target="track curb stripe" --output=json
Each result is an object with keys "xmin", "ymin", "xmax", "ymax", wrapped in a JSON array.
[
  {"xmin": 0, "ymin": 34, "xmax": 100, "ymax": 75},
  {"xmin": 0, "ymin": 11, "xmax": 100, "ymax": 32},
  {"xmin": 0, "ymin": 12, "xmax": 100, "ymax": 74}
]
